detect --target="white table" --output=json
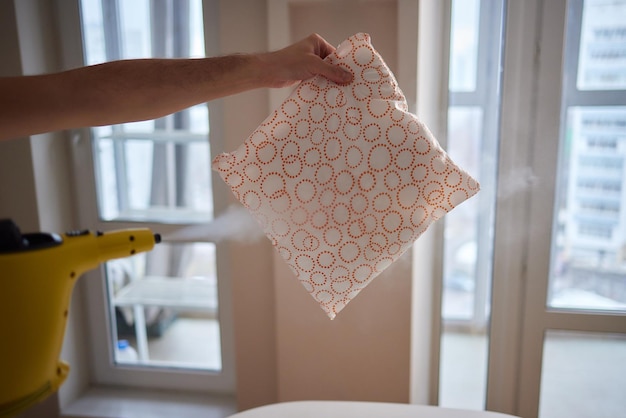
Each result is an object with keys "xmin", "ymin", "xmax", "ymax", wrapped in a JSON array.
[{"xmin": 228, "ymin": 401, "xmax": 520, "ymax": 418}]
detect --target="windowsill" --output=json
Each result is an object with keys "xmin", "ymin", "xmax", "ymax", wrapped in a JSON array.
[{"xmin": 61, "ymin": 386, "xmax": 237, "ymax": 418}]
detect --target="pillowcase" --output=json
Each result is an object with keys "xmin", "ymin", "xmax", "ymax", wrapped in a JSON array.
[{"xmin": 212, "ymin": 33, "xmax": 479, "ymax": 319}]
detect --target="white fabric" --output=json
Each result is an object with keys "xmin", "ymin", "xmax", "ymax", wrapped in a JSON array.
[{"xmin": 213, "ymin": 33, "xmax": 479, "ymax": 319}]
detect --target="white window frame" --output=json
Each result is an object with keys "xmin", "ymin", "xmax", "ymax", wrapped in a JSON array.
[
  {"xmin": 488, "ymin": 0, "xmax": 626, "ymax": 416},
  {"xmin": 417, "ymin": 0, "xmax": 626, "ymax": 415},
  {"xmin": 56, "ymin": 0, "xmax": 236, "ymax": 394},
  {"xmin": 443, "ymin": 0, "xmax": 505, "ymax": 331}
]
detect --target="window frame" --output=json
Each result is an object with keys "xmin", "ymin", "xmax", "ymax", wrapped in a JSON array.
[
  {"xmin": 443, "ymin": 0, "xmax": 506, "ymax": 331},
  {"xmin": 488, "ymin": 0, "xmax": 626, "ymax": 415},
  {"xmin": 58, "ymin": 0, "xmax": 236, "ymax": 393}
]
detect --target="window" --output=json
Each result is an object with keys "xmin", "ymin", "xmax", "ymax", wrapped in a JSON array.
[
  {"xmin": 439, "ymin": 0, "xmax": 505, "ymax": 409},
  {"xmin": 442, "ymin": 0, "xmax": 504, "ymax": 326},
  {"xmin": 548, "ymin": 0, "xmax": 626, "ymax": 312},
  {"xmin": 77, "ymin": 0, "xmax": 234, "ymax": 392},
  {"xmin": 539, "ymin": 331, "xmax": 626, "ymax": 418},
  {"xmin": 437, "ymin": 1, "xmax": 626, "ymax": 415}
]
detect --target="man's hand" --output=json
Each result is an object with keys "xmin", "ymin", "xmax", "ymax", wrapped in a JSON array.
[{"xmin": 257, "ymin": 33, "xmax": 353, "ymax": 88}]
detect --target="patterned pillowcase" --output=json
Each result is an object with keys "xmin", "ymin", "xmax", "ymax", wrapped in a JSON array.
[{"xmin": 213, "ymin": 33, "xmax": 479, "ymax": 319}]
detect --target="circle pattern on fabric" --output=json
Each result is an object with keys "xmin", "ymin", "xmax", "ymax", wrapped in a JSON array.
[{"xmin": 211, "ymin": 32, "xmax": 480, "ymax": 320}]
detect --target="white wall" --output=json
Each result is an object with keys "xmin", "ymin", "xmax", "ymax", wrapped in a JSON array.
[
  {"xmin": 0, "ymin": 1, "xmax": 88, "ymax": 417},
  {"xmin": 217, "ymin": 0, "xmax": 279, "ymax": 410},
  {"xmin": 272, "ymin": 0, "xmax": 412, "ymax": 404}
]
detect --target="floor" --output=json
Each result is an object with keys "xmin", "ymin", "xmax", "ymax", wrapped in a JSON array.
[
  {"xmin": 145, "ymin": 317, "xmax": 222, "ymax": 370},
  {"xmin": 439, "ymin": 331, "xmax": 626, "ymax": 418},
  {"xmin": 121, "ymin": 316, "xmax": 222, "ymax": 370}
]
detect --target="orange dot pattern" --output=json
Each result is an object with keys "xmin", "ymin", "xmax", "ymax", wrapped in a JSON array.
[{"xmin": 213, "ymin": 33, "xmax": 480, "ymax": 319}]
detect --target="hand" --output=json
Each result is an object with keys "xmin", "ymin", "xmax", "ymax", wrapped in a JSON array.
[{"xmin": 257, "ymin": 33, "xmax": 353, "ymax": 88}]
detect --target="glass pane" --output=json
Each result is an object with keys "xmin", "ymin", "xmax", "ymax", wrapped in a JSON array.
[
  {"xmin": 80, "ymin": 0, "xmax": 105, "ymax": 65},
  {"xmin": 449, "ymin": 0, "xmax": 481, "ymax": 92},
  {"xmin": 94, "ymin": 134, "xmax": 213, "ymax": 223},
  {"xmin": 443, "ymin": 107, "xmax": 483, "ymax": 320},
  {"xmin": 577, "ymin": 0, "xmax": 626, "ymax": 90},
  {"xmin": 439, "ymin": 0, "xmax": 504, "ymax": 410},
  {"xmin": 80, "ymin": 0, "xmax": 213, "ymax": 223},
  {"xmin": 539, "ymin": 331, "xmax": 626, "ymax": 418},
  {"xmin": 119, "ymin": 0, "xmax": 151, "ymax": 59},
  {"xmin": 79, "ymin": 0, "xmax": 222, "ymax": 375},
  {"xmin": 439, "ymin": 331, "xmax": 488, "ymax": 409},
  {"xmin": 550, "ymin": 107, "xmax": 626, "ymax": 311},
  {"xmin": 549, "ymin": 0, "xmax": 626, "ymax": 312},
  {"xmin": 106, "ymin": 242, "xmax": 221, "ymax": 371}
]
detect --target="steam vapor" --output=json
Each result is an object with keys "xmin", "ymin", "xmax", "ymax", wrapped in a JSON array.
[{"xmin": 164, "ymin": 204, "xmax": 265, "ymax": 244}]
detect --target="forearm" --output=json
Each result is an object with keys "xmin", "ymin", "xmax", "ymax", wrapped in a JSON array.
[
  {"xmin": 0, "ymin": 33, "xmax": 351, "ymax": 141},
  {"xmin": 69, "ymin": 56, "xmax": 269, "ymax": 124},
  {"xmin": 0, "ymin": 55, "xmax": 268, "ymax": 140}
]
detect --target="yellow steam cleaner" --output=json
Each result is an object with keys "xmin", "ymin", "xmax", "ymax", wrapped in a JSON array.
[{"xmin": 0, "ymin": 219, "xmax": 160, "ymax": 416}]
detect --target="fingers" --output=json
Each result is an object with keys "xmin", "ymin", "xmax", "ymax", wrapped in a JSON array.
[
  {"xmin": 305, "ymin": 33, "xmax": 353, "ymax": 84},
  {"xmin": 262, "ymin": 33, "xmax": 353, "ymax": 88},
  {"xmin": 314, "ymin": 59, "xmax": 353, "ymax": 84},
  {"xmin": 307, "ymin": 33, "xmax": 336, "ymax": 59}
]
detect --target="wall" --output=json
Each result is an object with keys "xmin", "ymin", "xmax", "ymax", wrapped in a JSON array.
[
  {"xmin": 0, "ymin": 1, "xmax": 40, "ymax": 230},
  {"xmin": 288, "ymin": 0, "xmax": 398, "ymax": 73},
  {"xmin": 273, "ymin": 0, "xmax": 412, "ymax": 404},
  {"xmin": 0, "ymin": 1, "xmax": 86, "ymax": 417},
  {"xmin": 217, "ymin": 0, "xmax": 279, "ymax": 410},
  {"xmin": 217, "ymin": 0, "xmax": 414, "ymax": 410}
]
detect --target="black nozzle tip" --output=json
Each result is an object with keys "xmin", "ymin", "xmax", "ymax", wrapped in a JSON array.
[{"xmin": 154, "ymin": 233, "xmax": 162, "ymax": 244}]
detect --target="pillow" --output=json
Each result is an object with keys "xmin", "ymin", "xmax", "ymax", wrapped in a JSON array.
[{"xmin": 212, "ymin": 33, "xmax": 479, "ymax": 319}]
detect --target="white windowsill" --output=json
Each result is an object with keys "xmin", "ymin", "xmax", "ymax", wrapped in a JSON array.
[{"xmin": 61, "ymin": 386, "xmax": 237, "ymax": 418}]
